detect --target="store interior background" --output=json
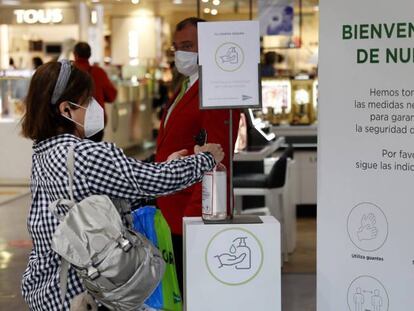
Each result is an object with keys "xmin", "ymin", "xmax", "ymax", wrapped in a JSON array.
[{"xmin": 0, "ymin": 0, "xmax": 319, "ymax": 310}]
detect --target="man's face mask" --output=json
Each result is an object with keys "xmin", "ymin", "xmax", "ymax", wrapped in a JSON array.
[
  {"xmin": 62, "ymin": 97, "xmax": 104, "ymax": 138},
  {"xmin": 175, "ymin": 51, "xmax": 198, "ymax": 77}
]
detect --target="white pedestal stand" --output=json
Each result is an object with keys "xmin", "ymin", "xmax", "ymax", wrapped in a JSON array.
[{"xmin": 183, "ymin": 216, "xmax": 281, "ymax": 311}]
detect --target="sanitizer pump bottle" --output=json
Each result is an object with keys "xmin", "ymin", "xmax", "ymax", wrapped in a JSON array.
[
  {"xmin": 202, "ymin": 162, "xmax": 227, "ymax": 221},
  {"xmin": 195, "ymin": 128, "xmax": 228, "ymax": 222}
]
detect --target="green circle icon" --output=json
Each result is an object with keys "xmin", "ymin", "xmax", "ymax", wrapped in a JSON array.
[{"xmin": 205, "ymin": 227, "xmax": 264, "ymax": 286}]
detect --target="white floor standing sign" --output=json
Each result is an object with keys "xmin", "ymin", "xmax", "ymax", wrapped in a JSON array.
[
  {"xmin": 318, "ymin": 0, "xmax": 414, "ymax": 310},
  {"xmin": 183, "ymin": 216, "xmax": 281, "ymax": 311},
  {"xmin": 198, "ymin": 21, "xmax": 261, "ymax": 109}
]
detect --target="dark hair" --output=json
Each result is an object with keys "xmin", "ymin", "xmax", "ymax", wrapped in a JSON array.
[
  {"xmin": 264, "ymin": 52, "xmax": 277, "ymax": 65},
  {"xmin": 21, "ymin": 61, "xmax": 93, "ymax": 142},
  {"xmin": 176, "ymin": 17, "xmax": 206, "ymax": 31},
  {"xmin": 264, "ymin": 51, "xmax": 284, "ymax": 65},
  {"xmin": 32, "ymin": 57, "xmax": 43, "ymax": 69},
  {"xmin": 73, "ymin": 42, "xmax": 91, "ymax": 59}
]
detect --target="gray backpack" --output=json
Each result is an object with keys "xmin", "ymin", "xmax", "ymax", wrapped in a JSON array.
[{"xmin": 49, "ymin": 145, "xmax": 165, "ymax": 310}]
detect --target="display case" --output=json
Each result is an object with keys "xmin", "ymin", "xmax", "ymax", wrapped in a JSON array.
[
  {"xmin": 259, "ymin": 77, "xmax": 318, "ymax": 126},
  {"xmin": 104, "ymin": 80, "xmax": 153, "ymax": 150},
  {"xmin": 261, "ymin": 78, "xmax": 292, "ymax": 125},
  {"xmin": 290, "ymin": 79, "xmax": 316, "ymax": 125}
]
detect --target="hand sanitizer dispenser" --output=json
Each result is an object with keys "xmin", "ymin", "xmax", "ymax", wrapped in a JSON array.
[{"xmin": 196, "ymin": 128, "xmax": 228, "ymax": 222}]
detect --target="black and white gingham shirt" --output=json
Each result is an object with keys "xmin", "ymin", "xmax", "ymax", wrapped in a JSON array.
[{"xmin": 21, "ymin": 134, "xmax": 215, "ymax": 310}]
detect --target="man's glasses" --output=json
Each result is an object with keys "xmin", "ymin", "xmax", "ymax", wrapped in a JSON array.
[{"xmin": 172, "ymin": 42, "xmax": 194, "ymax": 52}]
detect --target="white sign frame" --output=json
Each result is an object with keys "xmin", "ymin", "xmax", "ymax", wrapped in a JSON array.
[{"xmin": 198, "ymin": 21, "xmax": 261, "ymax": 110}]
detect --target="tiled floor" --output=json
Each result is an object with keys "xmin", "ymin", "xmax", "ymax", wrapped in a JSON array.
[
  {"xmin": 0, "ymin": 193, "xmax": 31, "ymax": 310},
  {"xmin": 282, "ymin": 274, "xmax": 316, "ymax": 311},
  {"xmin": 0, "ymin": 192, "xmax": 316, "ymax": 310},
  {"xmin": 283, "ymin": 217, "xmax": 316, "ymax": 274},
  {"xmin": 282, "ymin": 217, "xmax": 316, "ymax": 311}
]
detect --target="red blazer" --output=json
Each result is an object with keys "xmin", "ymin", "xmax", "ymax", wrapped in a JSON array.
[
  {"xmin": 74, "ymin": 59, "xmax": 117, "ymax": 110},
  {"xmin": 155, "ymin": 80, "xmax": 240, "ymax": 235}
]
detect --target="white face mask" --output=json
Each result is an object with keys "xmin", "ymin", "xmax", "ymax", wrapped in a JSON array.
[
  {"xmin": 63, "ymin": 98, "xmax": 104, "ymax": 138},
  {"xmin": 175, "ymin": 51, "xmax": 198, "ymax": 77}
]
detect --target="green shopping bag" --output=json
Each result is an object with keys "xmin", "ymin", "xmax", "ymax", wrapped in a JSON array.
[{"xmin": 132, "ymin": 206, "xmax": 182, "ymax": 311}]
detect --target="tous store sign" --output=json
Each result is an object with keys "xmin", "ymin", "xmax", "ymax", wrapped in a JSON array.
[{"xmin": 13, "ymin": 9, "xmax": 63, "ymax": 24}]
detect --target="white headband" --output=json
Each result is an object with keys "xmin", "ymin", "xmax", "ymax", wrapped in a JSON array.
[{"xmin": 51, "ymin": 59, "xmax": 72, "ymax": 105}]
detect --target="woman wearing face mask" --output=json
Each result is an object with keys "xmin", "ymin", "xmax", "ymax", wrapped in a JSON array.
[{"xmin": 20, "ymin": 60, "xmax": 224, "ymax": 311}]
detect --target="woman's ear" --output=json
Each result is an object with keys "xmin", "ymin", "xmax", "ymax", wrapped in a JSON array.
[{"xmin": 58, "ymin": 101, "xmax": 71, "ymax": 117}]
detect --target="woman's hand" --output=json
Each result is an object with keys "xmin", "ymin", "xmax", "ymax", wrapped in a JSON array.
[
  {"xmin": 194, "ymin": 143, "xmax": 224, "ymax": 164},
  {"xmin": 167, "ymin": 149, "xmax": 188, "ymax": 161}
]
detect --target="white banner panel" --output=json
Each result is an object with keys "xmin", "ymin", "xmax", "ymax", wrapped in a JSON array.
[
  {"xmin": 198, "ymin": 21, "xmax": 260, "ymax": 109},
  {"xmin": 318, "ymin": 0, "xmax": 414, "ymax": 310}
]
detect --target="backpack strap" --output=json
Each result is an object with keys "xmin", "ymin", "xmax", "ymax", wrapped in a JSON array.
[
  {"xmin": 67, "ymin": 145, "xmax": 75, "ymax": 201},
  {"xmin": 48, "ymin": 145, "xmax": 77, "ymax": 221},
  {"xmin": 59, "ymin": 258, "xmax": 70, "ymax": 310},
  {"xmin": 58, "ymin": 145, "xmax": 75, "ymax": 309}
]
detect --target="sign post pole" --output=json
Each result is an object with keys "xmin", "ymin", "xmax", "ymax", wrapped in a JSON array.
[{"xmin": 229, "ymin": 108, "xmax": 234, "ymax": 218}]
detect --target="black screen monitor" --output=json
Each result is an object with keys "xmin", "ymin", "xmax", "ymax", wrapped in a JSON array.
[{"xmin": 45, "ymin": 43, "xmax": 62, "ymax": 55}]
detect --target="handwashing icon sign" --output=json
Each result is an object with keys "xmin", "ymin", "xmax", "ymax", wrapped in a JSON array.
[
  {"xmin": 215, "ymin": 42, "xmax": 244, "ymax": 72},
  {"xmin": 214, "ymin": 237, "xmax": 252, "ymax": 270},
  {"xmin": 206, "ymin": 228, "xmax": 263, "ymax": 285},
  {"xmin": 219, "ymin": 47, "xmax": 239, "ymax": 65}
]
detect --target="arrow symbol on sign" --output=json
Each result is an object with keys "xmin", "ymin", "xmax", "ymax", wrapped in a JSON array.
[{"xmin": 242, "ymin": 95, "xmax": 252, "ymax": 101}]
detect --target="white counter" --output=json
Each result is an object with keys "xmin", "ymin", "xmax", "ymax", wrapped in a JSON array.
[
  {"xmin": 271, "ymin": 124, "xmax": 318, "ymax": 137},
  {"xmin": 0, "ymin": 118, "xmax": 32, "ymax": 185},
  {"xmin": 233, "ymin": 136, "xmax": 285, "ymax": 161}
]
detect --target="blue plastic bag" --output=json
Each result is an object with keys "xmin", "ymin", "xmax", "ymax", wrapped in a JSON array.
[{"xmin": 132, "ymin": 206, "xmax": 182, "ymax": 311}]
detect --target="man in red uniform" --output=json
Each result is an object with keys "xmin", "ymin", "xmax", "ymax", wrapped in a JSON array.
[
  {"xmin": 155, "ymin": 17, "xmax": 240, "ymax": 291},
  {"xmin": 73, "ymin": 42, "xmax": 117, "ymax": 141}
]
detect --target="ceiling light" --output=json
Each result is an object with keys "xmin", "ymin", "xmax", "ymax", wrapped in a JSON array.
[
  {"xmin": 211, "ymin": 8, "xmax": 218, "ymax": 15},
  {"xmin": 0, "ymin": 1, "xmax": 21, "ymax": 5},
  {"xmin": 131, "ymin": 0, "xmax": 139, "ymax": 4},
  {"xmin": 91, "ymin": 10, "xmax": 98, "ymax": 24},
  {"xmin": 173, "ymin": 0, "xmax": 183, "ymax": 3},
  {"xmin": 212, "ymin": 0, "xmax": 220, "ymax": 5},
  {"xmin": 204, "ymin": 8, "xmax": 210, "ymax": 13},
  {"xmin": 202, "ymin": 0, "xmax": 209, "ymax": 3}
]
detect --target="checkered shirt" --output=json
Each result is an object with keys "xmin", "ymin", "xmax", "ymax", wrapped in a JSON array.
[{"xmin": 21, "ymin": 134, "xmax": 215, "ymax": 310}]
